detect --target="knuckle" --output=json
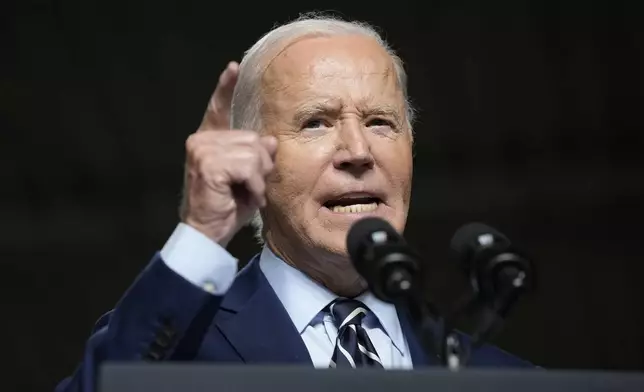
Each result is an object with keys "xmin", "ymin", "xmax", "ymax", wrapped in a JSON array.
[
  {"xmin": 186, "ymin": 133, "xmax": 213, "ymax": 154},
  {"xmin": 195, "ymin": 158, "xmax": 211, "ymax": 176},
  {"xmin": 242, "ymin": 130, "xmax": 260, "ymax": 143},
  {"xmin": 185, "ymin": 134, "xmax": 198, "ymax": 152},
  {"xmin": 190, "ymin": 145, "xmax": 209, "ymax": 164},
  {"xmin": 193, "ymin": 153, "xmax": 217, "ymax": 173}
]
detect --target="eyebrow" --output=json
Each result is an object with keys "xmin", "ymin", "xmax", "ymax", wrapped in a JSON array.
[
  {"xmin": 363, "ymin": 106, "xmax": 402, "ymax": 123},
  {"xmin": 293, "ymin": 102, "xmax": 340, "ymax": 124},
  {"xmin": 293, "ymin": 102, "xmax": 403, "ymax": 124}
]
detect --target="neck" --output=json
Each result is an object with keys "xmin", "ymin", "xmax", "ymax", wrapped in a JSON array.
[{"xmin": 265, "ymin": 231, "xmax": 367, "ymax": 298}]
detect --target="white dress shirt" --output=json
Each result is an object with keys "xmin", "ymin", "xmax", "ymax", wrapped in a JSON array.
[{"xmin": 160, "ymin": 223, "xmax": 414, "ymax": 369}]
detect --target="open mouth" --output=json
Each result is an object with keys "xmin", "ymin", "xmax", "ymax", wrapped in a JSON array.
[{"xmin": 323, "ymin": 195, "xmax": 382, "ymax": 214}]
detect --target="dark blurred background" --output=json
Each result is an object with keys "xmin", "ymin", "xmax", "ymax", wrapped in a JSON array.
[{"xmin": 2, "ymin": 0, "xmax": 643, "ymax": 390}]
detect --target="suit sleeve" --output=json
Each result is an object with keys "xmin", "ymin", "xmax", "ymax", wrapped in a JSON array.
[{"xmin": 55, "ymin": 224, "xmax": 239, "ymax": 392}]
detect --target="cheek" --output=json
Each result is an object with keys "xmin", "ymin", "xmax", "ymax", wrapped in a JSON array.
[
  {"xmin": 377, "ymin": 141, "xmax": 413, "ymax": 196},
  {"xmin": 399, "ymin": 156, "xmax": 413, "ymax": 202},
  {"xmin": 380, "ymin": 142, "xmax": 413, "ymax": 232}
]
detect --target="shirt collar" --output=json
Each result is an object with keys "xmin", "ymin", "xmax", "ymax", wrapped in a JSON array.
[
  {"xmin": 259, "ymin": 246, "xmax": 336, "ymax": 334},
  {"xmin": 258, "ymin": 246, "xmax": 407, "ymax": 354}
]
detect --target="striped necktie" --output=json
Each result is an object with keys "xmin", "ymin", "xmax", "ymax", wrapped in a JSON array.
[{"xmin": 328, "ymin": 298, "xmax": 384, "ymax": 368}]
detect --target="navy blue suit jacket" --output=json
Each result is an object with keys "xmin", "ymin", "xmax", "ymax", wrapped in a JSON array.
[{"xmin": 56, "ymin": 253, "xmax": 531, "ymax": 392}]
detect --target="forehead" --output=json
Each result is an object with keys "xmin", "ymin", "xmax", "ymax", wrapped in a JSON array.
[{"xmin": 262, "ymin": 35, "xmax": 403, "ymax": 109}]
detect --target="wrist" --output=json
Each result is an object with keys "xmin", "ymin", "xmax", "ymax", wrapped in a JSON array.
[{"xmin": 183, "ymin": 218, "xmax": 233, "ymax": 248}]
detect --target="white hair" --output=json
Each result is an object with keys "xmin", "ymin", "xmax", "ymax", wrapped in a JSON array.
[{"xmin": 230, "ymin": 13, "xmax": 414, "ymax": 242}]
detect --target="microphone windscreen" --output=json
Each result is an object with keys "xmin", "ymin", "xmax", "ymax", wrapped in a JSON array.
[
  {"xmin": 346, "ymin": 217, "xmax": 398, "ymax": 262},
  {"xmin": 449, "ymin": 223, "xmax": 510, "ymax": 264}
]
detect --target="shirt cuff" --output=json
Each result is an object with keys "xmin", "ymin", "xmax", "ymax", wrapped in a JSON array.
[{"xmin": 160, "ymin": 223, "xmax": 238, "ymax": 295}]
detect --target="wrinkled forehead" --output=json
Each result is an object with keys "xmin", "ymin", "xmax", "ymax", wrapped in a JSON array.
[{"xmin": 261, "ymin": 35, "xmax": 403, "ymax": 108}]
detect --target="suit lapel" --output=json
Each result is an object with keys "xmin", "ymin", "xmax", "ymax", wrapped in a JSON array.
[{"xmin": 215, "ymin": 255, "xmax": 312, "ymax": 365}]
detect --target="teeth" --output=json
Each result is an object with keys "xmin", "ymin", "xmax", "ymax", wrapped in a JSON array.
[{"xmin": 331, "ymin": 202, "xmax": 378, "ymax": 214}]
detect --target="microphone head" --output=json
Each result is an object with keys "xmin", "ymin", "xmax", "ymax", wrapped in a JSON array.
[
  {"xmin": 450, "ymin": 222, "xmax": 534, "ymax": 301},
  {"xmin": 449, "ymin": 222, "xmax": 510, "ymax": 266},
  {"xmin": 346, "ymin": 217, "xmax": 417, "ymax": 303},
  {"xmin": 346, "ymin": 217, "xmax": 401, "ymax": 263}
]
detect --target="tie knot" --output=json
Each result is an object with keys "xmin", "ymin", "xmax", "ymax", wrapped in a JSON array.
[{"xmin": 329, "ymin": 298, "xmax": 369, "ymax": 329}]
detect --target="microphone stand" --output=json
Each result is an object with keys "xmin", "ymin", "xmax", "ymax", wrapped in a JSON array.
[
  {"xmin": 387, "ymin": 267, "xmax": 468, "ymax": 371},
  {"xmin": 438, "ymin": 263, "xmax": 531, "ymax": 370},
  {"xmin": 396, "ymin": 268, "xmax": 527, "ymax": 371}
]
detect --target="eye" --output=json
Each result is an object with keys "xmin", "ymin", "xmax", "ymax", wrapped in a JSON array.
[
  {"xmin": 302, "ymin": 118, "xmax": 327, "ymax": 129},
  {"xmin": 367, "ymin": 118, "xmax": 394, "ymax": 128}
]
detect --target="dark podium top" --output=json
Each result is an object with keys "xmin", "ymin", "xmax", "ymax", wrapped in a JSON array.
[{"xmin": 100, "ymin": 364, "xmax": 644, "ymax": 392}]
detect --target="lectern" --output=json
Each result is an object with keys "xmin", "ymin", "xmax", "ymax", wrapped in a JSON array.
[{"xmin": 100, "ymin": 364, "xmax": 644, "ymax": 392}]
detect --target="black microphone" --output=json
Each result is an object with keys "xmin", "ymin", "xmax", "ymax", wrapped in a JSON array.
[
  {"xmin": 450, "ymin": 223, "xmax": 534, "ymax": 318},
  {"xmin": 347, "ymin": 217, "xmax": 444, "ymax": 365},
  {"xmin": 347, "ymin": 217, "xmax": 420, "ymax": 303}
]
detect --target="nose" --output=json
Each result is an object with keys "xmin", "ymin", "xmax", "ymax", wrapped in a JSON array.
[{"xmin": 333, "ymin": 120, "xmax": 374, "ymax": 175}]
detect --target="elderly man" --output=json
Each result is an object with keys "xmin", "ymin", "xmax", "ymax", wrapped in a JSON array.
[{"xmin": 57, "ymin": 15, "xmax": 529, "ymax": 392}]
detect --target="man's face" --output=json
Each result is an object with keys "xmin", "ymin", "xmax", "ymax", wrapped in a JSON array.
[{"xmin": 261, "ymin": 34, "xmax": 413, "ymax": 259}]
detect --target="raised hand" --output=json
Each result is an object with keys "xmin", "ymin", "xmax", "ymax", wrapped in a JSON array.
[{"xmin": 181, "ymin": 62, "xmax": 277, "ymax": 246}]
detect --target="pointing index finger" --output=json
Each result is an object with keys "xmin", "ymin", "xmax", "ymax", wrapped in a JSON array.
[{"xmin": 199, "ymin": 61, "xmax": 239, "ymax": 131}]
